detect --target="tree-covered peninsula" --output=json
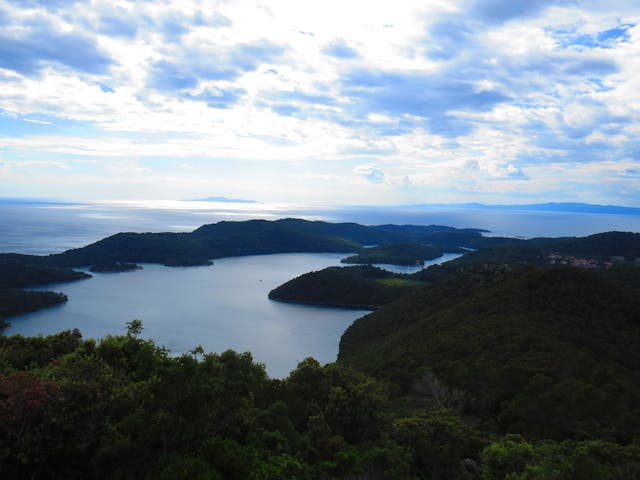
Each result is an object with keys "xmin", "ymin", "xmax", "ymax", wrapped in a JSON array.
[
  {"xmin": 0, "ymin": 255, "xmax": 90, "ymax": 326},
  {"xmin": 269, "ymin": 265, "xmax": 421, "ymax": 309}
]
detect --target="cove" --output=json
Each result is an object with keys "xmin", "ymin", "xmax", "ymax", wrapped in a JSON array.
[{"xmin": 7, "ymin": 253, "xmax": 371, "ymax": 378}]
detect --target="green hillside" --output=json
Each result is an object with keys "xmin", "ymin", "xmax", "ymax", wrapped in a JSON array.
[
  {"xmin": 269, "ymin": 265, "xmax": 421, "ymax": 309},
  {"xmin": 339, "ymin": 266, "xmax": 640, "ymax": 441}
]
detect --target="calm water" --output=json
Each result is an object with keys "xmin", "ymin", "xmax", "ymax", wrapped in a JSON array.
[
  {"xmin": 6, "ymin": 253, "xmax": 370, "ymax": 378},
  {"xmin": 370, "ymin": 252, "xmax": 464, "ymax": 274}
]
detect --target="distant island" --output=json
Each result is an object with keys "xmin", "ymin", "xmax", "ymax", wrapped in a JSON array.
[{"xmin": 408, "ymin": 201, "xmax": 640, "ymax": 216}]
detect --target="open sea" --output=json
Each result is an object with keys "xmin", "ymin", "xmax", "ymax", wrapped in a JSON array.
[{"xmin": 2, "ymin": 200, "xmax": 639, "ymax": 377}]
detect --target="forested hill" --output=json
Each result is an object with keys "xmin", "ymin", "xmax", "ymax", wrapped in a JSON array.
[
  {"xmin": 338, "ymin": 266, "xmax": 640, "ymax": 441},
  {"xmin": 42, "ymin": 218, "xmax": 501, "ymax": 268},
  {"xmin": 268, "ymin": 231, "xmax": 640, "ymax": 309}
]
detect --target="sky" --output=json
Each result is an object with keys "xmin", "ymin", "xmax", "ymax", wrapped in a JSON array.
[{"xmin": 0, "ymin": 0, "xmax": 639, "ymax": 206}]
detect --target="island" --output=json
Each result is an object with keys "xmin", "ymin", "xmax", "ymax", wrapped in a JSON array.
[
  {"xmin": 340, "ymin": 242, "xmax": 445, "ymax": 266},
  {"xmin": 89, "ymin": 262, "xmax": 143, "ymax": 273}
]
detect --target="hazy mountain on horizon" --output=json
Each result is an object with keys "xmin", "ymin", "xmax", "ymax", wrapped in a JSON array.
[{"xmin": 406, "ymin": 202, "xmax": 640, "ymax": 216}]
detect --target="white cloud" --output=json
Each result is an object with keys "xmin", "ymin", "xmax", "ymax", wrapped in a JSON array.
[{"xmin": 0, "ymin": 0, "xmax": 638, "ymax": 205}]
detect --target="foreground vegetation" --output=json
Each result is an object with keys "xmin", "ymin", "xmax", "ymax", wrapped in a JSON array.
[{"xmin": 1, "ymin": 320, "xmax": 638, "ymax": 479}]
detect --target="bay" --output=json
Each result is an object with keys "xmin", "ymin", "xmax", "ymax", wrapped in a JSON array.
[
  {"xmin": 3, "ymin": 201, "xmax": 640, "ymax": 378},
  {"xmin": 6, "ymin": 253, "xmax": 370, "ymax": 378}
]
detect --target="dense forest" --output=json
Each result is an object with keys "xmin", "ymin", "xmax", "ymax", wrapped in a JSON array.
[
  {"xmin": 1, "ymin": 222, "xmax": 640, "ymax": 478},
  {"xmin": 0, "ymin": 255, "xmax": 90, "ymax": 325},
  {"xmin": 269, "ymin": 265, "xmax": 420, "ymax": 309},
  {"xmin": 1, "ymin": 320, "xmax": 639, "ymax": 479},
  {"xmin": 340, "ymin": 243, "xmax": 445, "ymax": 266}
]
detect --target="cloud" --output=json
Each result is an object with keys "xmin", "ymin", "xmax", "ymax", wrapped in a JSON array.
[
  {"xmin": 562, "ymin": 58, "xmax": 618, "ymax": 76},
  {"xmin": 270, "ymin": 89, "xmax": 336, "ymax": 106},
  {"xmin": 425, "ymin": 19, "xmax": 473, "ymax": 60},
  {"xmin": 148, "ymin": 60, "xmax": 200, "ymax": 91},
  {"xmin": 5, "ymin": 0, "xmax": 75, "ymax": 10},
  {"xmin": 470, "ymin": 0, "xmax": 564, "ymax": 25},
  {"xmin": 0, "ymin": 16, "xmax": 114, "ymax": 76},
  {"xmin": 97, "ymin": 13, "xmax": 139, "ymax": 39},
  {"xmin": 341, "ymin": 69, "xmax": 510, "ymax": 137},
  {"xmin": 501, "ymin": 163, "xmax": 528, "ymax": 180},
  {"xmin": 354, "ymin": 164, "xmax": 386, "ymax": 183},
  {"xmin": 1, "ymin": 0, "xmax": 639, "ymax": 206},
  {"xmin": 290, "ymin": 173, "xmax": 341, "ymax": 181},
  {"xmin": 322, "ymin": 38, "xmax": 360, "ymax": 59},
  {"xmin": 162, "ymin": 17, "xmax": 190, "ymax": 41},
  {"xmin": 183, "ymin": 87, "xmax": 246, "ymax": 109},
  {"xmin": 23, "ymin": 118, "xmax": 51, "ymax": 125},
  {"xmin": 148, "ymin": 41, "xmax": 286, "ymax": 92}
]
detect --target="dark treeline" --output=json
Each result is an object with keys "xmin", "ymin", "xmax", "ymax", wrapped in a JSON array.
[
  {"xmin": 269, "ymin": 265, "xmax": 420, "ymax": 309},
  {"xmin": 0, "ymin": 290, "xmax": 67, "ymax": 330},
  {"xmin": 341, "ymin": 243, "xmax": 445, "ymax": 266},
  {"xmin": 0, "ymin": 256, "xmax": 89, "ymax": 326},
  {"xmin": 89, "ymin": 262, "xmax": 142, "ymax": 273},
  {"xmin": 0, "ymin": 255, "xmax": 90, "ymax": 289}
]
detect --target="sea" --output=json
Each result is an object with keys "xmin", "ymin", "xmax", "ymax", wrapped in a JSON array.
[{"xmin": 2, "ymin": 200, "xmax": 640, "ymax": 377}]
